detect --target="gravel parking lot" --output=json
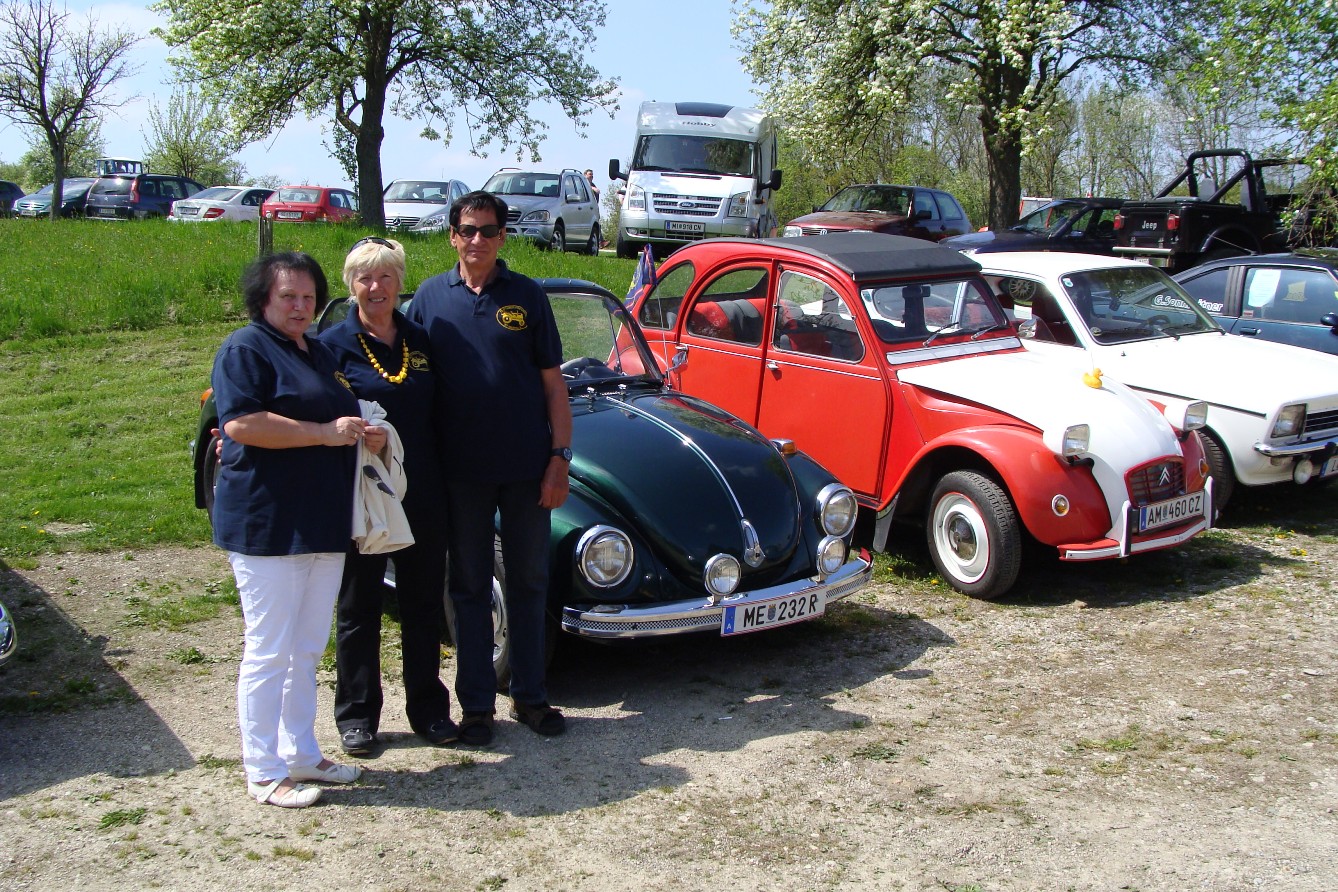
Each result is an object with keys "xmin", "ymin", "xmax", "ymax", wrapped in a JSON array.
[{"xmin": 1, "ymin": 488, "xmax": 1335, "ymax": 891}]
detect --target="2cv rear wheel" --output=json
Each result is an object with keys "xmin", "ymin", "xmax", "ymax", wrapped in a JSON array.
[{"xmin": 926, "ymin": 471, "xmax": 1022, "ymax": 600}]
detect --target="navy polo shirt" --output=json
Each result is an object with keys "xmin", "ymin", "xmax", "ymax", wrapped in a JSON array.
[
  {"xmin": 210, "ymin": 318, "xmax": 360, "ymax": 556},
  {"xmin": 404, "ymin": 259, "xmax": 562, "ymax": 482},
  {"xmin": 315, "ymin": 307, "xmax": 444, "ymax": 527}
]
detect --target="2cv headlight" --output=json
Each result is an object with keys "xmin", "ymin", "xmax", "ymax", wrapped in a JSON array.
[
  {"xmin": 577, "ymin": 525, "xmax": 634, "ymax": 588},
  {"xmin": 817, "ymin": 484, "xmax": 858, "ymax": 538}
]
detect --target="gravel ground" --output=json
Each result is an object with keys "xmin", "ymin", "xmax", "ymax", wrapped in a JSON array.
[{"xmin": 0, "ymin": 489, "xmax": 1335, "ymax": 892}]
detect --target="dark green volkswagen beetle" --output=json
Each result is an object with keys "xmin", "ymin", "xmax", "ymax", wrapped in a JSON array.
[{"xmin": 192, "ymin": 279, "xmax": 871, "ymax": 680}]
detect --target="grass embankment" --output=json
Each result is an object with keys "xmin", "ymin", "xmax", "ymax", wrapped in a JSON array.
[{"xmin": 0, "ymin": 219, "xmax": 637, "ymax": 561}]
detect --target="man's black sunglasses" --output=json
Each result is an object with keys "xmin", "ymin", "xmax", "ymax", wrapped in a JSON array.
[{"xmin": 452, "ymin": 224, "xmax": 503, "ymax": 239}]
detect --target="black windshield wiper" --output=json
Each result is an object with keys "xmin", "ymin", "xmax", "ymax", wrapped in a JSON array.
[{"xmin": 969, "ymin": 321, "xmax": 1012, "ymax": 340}]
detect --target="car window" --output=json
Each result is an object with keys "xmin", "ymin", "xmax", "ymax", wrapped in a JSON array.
[
  {"xmin": 345, "ymin": 191, "xmax": 359, "ymax": 211},
  {"xmin": 92, "ymin": 177, "xmax": 131, "ymax": 196},
  {"xmin": 567, "ymin": 174, "xmax": 590, "ymax": 202},
  {"xmin": 1178, "ymin": 268, "xmax": 1231, "ymax": 315},
  {"xmin": 638, "ymin": 262, "xmax": 695, "ymax": 330},
  {"xmin": 1243, "ymin": 267, "xmax": 1338, "ymax": 324},
  {"xmin": 685, "ymin": 268, "xmax": 769, "ymax": 345},
  {"xmin": 934, "ymin": 191, "xmax": 964, "ymax": 221},
  {"xmin": 863, "ymin": 278, "xmax": 1000, "ymax": 343},
  {"xmin": 913, "ymin": 191, "xmax": 940, "ymax": 220},
  {"xmin": 773, "ymin": 271, "xmax": 865, "ymax": 361},
  {"xmin": 160, "ymin": 179, "xmax": 186, "ymax": 200}
]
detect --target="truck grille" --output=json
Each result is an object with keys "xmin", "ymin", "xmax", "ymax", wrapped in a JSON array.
[
  {"xmin": 651, "ymin": 193, "xmax": 721, "ymax": 217},
  {"xmin": 1127, "ymin": 459, "xmax": 1185, "ymax": 505},
  {"xmin": 1304, "ymin": 407, "xmax": 1338, "ymax": 436}
]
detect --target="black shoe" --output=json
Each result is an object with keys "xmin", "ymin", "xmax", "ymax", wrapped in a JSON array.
[
  {"xmin": 459, "ymin": 711, "xmax": 495, "ymax": 746},
  {"xmin": 340, "ymin": 727, "xmax": 375, "ymax": 756},
  {"xmin": 417, "ymin": 717, "xmax": 460, "ymax": 746},
  {"xmin": 509, "ymin": 700, "xmax": 566, "ymax": 737}
]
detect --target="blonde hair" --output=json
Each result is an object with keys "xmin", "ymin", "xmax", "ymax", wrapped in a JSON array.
[{"xmin": 343, "ymin": 237, "xmax": 406, "ymax": 296}]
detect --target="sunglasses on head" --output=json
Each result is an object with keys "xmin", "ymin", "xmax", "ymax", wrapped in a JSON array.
[
  {"xmin": 350, "ymin": 236, "xmax": 394, "ymax": 252},
  {"xmin": 452, "ymin": 224, "xmax": 502, "ymax": 239}
]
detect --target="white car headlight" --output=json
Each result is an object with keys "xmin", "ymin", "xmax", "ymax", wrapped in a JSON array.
[
  {"xmin": 782, "ymin": 225, "xmax": 802, "ymax": 237},
  {"xmin": 520, "ymin": 209, "xmax": 550, "ymax": 223},
  {"xmin": 816, "ymin": 536, "xmax": 847, "ymax": 579},
  {"xmin": 704, "ymin": 553, "xmax": 741, "ymax": 597},
  {"xmin": 576, "ymin": 525, "xmax": 633, "ymax": 588},
  {"xmin": 628, "ymin": 184, "xmax": 646, "ymax": 211},
  {"xmin": 726, "ymin": 190, "xmax": 750, "ymax": 218},
  {"xmin": 817, "ymin": 483, "xmax": 858, "ymax": 538},
  {"xmin": 1044, "ymin": 423, "xmax": 1091, "ymax": 458},
  {"xmin": 412, "ymin": 211, "xmax": 449, "ymax": 232},
  {"xmin": 1271, "ymin": 403, "xmax": 1306, "ymax": 438}
]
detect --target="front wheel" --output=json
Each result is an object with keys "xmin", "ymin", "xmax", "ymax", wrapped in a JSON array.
[
  {"xmin": 1200, "ymin": 431, "xmax": 1234, "ymax": 519},
  {"xmin": 202, "ymin": 433, "xmax": 222, "ymax": 521},
  {"xmin": 549, "ymin": 223, "xmax": 566, "ymax": 253},
  {"xmin": 926, "ymin": 471, "xmax": 1021, "ymax": 599},
  {"xmin": 587, "ymin": 223, "xmax": 601, "ymax": 255},
  {"xmin": 615, "ymin": 234, "xmax": 638, "ymax": 259}
]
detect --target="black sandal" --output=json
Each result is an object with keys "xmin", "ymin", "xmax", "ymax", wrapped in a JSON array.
[
  {"xmin": 459, "ymin": 711, "xmax": 495, "ymax": 746},
  {"xmin": 509, "ymin": 700, "xmax": 566, "ymax": 736}
]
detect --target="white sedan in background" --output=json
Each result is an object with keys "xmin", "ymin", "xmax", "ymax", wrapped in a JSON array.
[
  {"xmin": 168, "ymin": 185, "xmax": 274, "ymax": 222},
  {"xmin": 976, "ymin": 252, "xmax": 1338, "ymax": 511}
]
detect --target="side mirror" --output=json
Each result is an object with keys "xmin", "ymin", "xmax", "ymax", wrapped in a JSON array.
[
  {"xmin": 912, "ymin": 208, "xmax": 932, "ymax": 222},
  {"xmin": 669, "ymin": 346, "xmax": 688, "ymax": 373},
  {"xmin": 1322, "ymin": 312, "xmax": 1338, "ymax": 330},
  {"xmin": 1016, "ymin": 318, "xmax": 1039, "ymax": 340},
  {"xmin": 608, "ymin": 159, "xmax": 625, "ymax": 181},
  {"xmin": 765, "ymin": 168, "xmax": 783, "ymax": 191}
]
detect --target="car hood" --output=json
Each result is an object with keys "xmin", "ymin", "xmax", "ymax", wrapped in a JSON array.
[
  {"xmin": 569, "ymin": 388, "xmax": 804, "ymax": 575},
  {"xmin": 383, "ymin": 200, "xmax": 449, "ymax": 217},
  {"xmin": 1085, "ymin": 332, "xmax": 1338, "ymax": 414},
  {"xmin": 499, "ymin": 194, "xmax": 558, "ymax": 213},
  {"xmin": 897, "ymin": 348, "xmax": 1183, "ymax": 460},
  {"xmin": 790, "ymin": 210, "xmax": 912, "ymax": 231}
]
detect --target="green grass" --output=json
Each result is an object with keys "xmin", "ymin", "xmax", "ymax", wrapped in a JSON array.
[{"xmin": 0, "ymin": 221, "xmax": 638, "ymax": 557}]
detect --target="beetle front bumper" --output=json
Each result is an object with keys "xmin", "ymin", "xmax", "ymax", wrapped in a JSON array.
[{"xmin": 560, "ymin": 552, "xmax": 873, "ymax": 640}]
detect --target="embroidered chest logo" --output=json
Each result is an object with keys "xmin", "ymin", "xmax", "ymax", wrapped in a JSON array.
[
  {"xmin": 497, "ymin": 305, "xmax": 527, "ymax": 331},
  {"xmin": 408, "ymin": 350, "xmax": 430, "ymax": 371},
  {"xmin": 334, "ymin": 371, "xmax": 353, "ymax": 391}
]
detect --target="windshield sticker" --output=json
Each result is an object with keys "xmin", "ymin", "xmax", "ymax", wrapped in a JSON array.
[{"xmin": 1150, "ymin": 293, "xmax": 1191, "ymax": 310}]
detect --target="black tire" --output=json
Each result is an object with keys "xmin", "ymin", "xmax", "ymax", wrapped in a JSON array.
[
  {"xmin": 1201, "ymin": 431, "xmax": 1234, "ymax": 519},
  {"xmin": 202, "ymin": 433, "xmax": 222, "ymax": 521},
  {"xmin": 550, "ymin": 223, "xmax": 566, "ymax": 253},
  {"xmin": 587, "ymin": 223, "xmax": 601, "ymax": 255},
  {"xmin": 925, "ymin": 471, "xmax": 1022, "ymax": 599},
  {"xmin": 616, "ymin": 234, "xmax": 638, "ymax": 259}
]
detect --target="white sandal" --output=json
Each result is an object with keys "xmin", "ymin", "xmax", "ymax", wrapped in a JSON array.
[
  {"xmin": 248, "ymin": 779, "xmax": 322, "ymax": 808},
  {"xmin": 289, "ymin": 761, "xmax": 362, "ymax": 784}
]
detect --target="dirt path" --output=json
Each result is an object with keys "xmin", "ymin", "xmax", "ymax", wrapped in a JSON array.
[{"xmin": 1, "ymin": 507, "xmax": 1336, "ymax": 891}]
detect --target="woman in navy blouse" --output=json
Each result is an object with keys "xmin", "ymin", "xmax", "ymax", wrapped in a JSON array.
[
  {"xmin": 211, "ymin": 252, "xmax": 383, "ymax": 808},
  {"xmin": 317, "ymin": 237, "xmax": 456, "ymax": 754}
]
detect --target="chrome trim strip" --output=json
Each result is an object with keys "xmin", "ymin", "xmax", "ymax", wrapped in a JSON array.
[
  {"xmin": 559, "ymin": 555, "xmax": 873, "ymax": 639},
  {"xmin": 1254, "ymin": 438, "xmax": 1338, "ymax": 458},
  {"xmin": 884, "ymin": 337, "xmax": 1021, "ymax": 368}
]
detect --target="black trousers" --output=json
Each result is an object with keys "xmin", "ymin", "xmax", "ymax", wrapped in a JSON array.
[{"xmin": 333, "ymin": 521, "xmax": 450, "ymax": 736}]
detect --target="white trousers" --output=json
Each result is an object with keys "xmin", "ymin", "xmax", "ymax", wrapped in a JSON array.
[{"xmin": 228, "ymin": 551, "xmax": 344, "ymax": 782}]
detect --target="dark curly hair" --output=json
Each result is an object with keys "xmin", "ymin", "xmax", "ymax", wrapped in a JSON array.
[
  {"xmin": 240, "ymin": 252, "xmax": 330, "ymax": 321},
  {"xmin": 449, "ymin": 190, "xmax": 508, "ymax": 231}
]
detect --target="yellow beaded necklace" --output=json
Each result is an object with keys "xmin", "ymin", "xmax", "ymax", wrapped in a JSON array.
[{"xmin": 357, "ymin": 333, "xmax": 410, "ymax": 384}]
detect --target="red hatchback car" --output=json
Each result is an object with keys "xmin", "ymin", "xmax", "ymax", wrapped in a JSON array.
[
  {"xmin": 629, "ymin": 233, "xmax": 1212, "ymax": 598},
  {"xmin": 261, "ymin": 185, "xmax": 359, "ymax": 223}
]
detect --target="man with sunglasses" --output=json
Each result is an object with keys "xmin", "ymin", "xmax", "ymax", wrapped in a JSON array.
[{"xmin": 404, "ymin": 191, "xmax": 572, "ymax": 744}]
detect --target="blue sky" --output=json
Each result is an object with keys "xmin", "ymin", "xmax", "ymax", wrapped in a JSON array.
[{"xmin": 0, "ymin": 1, "xmax": 760, "ymax": 192}]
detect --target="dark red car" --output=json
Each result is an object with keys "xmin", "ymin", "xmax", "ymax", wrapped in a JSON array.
[
  {"xmin": 783, "ymin": 184, "xmax": 972, "ymax": 241},
  {"xmin": 261, "ymin": 185, "xmax": 359, "ymax": 223}
]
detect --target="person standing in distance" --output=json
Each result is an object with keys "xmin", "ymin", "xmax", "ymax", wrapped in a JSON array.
[{"xmin": 404, "ymin": 191, "xmax": 572, "ymax": 744}]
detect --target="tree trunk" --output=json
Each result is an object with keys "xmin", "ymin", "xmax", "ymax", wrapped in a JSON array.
[
  {"xmin": 981, "ymin": 118, "xmax": 1023, "ymax": 230},
  {"xmin": 48, "ymin": 138, "xmax": 66, "ymax": 222}
]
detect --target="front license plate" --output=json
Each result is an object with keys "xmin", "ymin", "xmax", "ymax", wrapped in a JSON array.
[
  {"xmin": 721, "ymin": 590, "xmax": 825, "ymax": 636},
  {"xmin": 1137, "ymin": 491, "xmax": 1204, "ymax": 532},
  {"xmin": 1321, "ymin": 455, "xmax": 1338, "ymax": 478},
  {"xmin": 277, "ymin": 211, "xmax": 302, "ymax": 220},
  {"xmin": 666, "ymin": 220, "xmax": 705, "ymax": 233}
]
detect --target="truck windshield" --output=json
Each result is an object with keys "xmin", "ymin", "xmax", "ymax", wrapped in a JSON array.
[{"xmin": 632, "ymin": 135, "xmax": 755, "ymax": 177}]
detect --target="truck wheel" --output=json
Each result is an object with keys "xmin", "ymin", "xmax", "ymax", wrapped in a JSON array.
[
  {"xmin": 1201, "ymin": 431, "xmax": 1234, "ymax": 519},
  {"xmin": 616, "ymin": 234, "xmax": 638, "ymax": 259},
  {"xmin": 926, "ymin": 471, "xmax": 1022, "ymax": 599},
  {"xmin": 1203, "ymin": 246, "xmax": 1243, "ymax": 263}
]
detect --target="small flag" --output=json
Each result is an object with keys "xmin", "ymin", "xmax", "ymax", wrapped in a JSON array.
[{"xmin": 625, "ymin": 244, "xmax": 657, "ymax": 308}]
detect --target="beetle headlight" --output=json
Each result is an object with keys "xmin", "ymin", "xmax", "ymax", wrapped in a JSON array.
[
  {"xmin": 816, "ymin": 536, "xmax": 847, "ymax": 579},
  {"xmin": 1271, "ymin": 404, "xmax": 1306, "ymax": 438},
  {"xmin": 704, "ymin": 553, "xmax": 741, "ymax": 597},
  {"xmin": 576, "ymin": 525, "xmax": 633, "ymax": 588},
  {"xmin": 817, "ymin": 483, "xmax": 858, "ymax": 538}
]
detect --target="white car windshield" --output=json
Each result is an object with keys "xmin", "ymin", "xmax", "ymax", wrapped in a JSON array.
[{"xmin": 1062, "ymin": 267, "xmax": 1222, "ymax": 344}]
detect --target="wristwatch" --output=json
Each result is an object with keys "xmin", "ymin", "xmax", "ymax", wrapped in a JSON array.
[{"xmin": 550, "ymin": 446, "xmax": 573, "ymax": 462}]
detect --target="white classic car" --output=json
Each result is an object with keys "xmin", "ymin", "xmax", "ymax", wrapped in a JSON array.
[{"xmin": 976, "ymin": 252, "xmax": 1338, "ymax": 509}]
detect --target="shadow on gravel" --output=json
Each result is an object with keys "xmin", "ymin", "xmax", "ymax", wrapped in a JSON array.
[
  {"xmin": 337, "ymin": 604, "xmax": 953, "ymax": 816},
  {"xmin": 0, "ymin": 566, "xmax": 196, "ymax": 801}
]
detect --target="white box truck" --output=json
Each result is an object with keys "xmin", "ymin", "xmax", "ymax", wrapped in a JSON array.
[{"xmin": 609, "ymin": 101, "xmax": 783, "ymax": 258}]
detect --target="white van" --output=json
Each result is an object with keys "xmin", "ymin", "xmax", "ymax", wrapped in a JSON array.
[{"xmin": 609, "ymin": 101, "xmax": 783, "ymax": 258}]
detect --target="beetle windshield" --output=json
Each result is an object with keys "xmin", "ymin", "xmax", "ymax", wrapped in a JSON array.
[
  {"xmin": 550, "ymin": 290, "xmax": 665, "ymax": 386},
  {"xmin": 1061, "ymin": 267, "xmax": 1222, "ymax": 344},
  {"xmin": 861, "ymin": 278, "xmax": 1008, "ymax": 344}
]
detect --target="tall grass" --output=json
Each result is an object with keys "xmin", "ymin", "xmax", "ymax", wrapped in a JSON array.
[
  {"xmin": 0, "ymin": 219, "xmax": 637, "ymax": 341},
  {"xmin": 0, "ymin": 220, "xmax": 639, "ymax": 557}
]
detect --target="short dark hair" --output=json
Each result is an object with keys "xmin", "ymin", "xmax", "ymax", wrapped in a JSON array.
[
  {"xmin": 450, "ymin": 190, "xmax": 508, "ymax": 230},
  {"xmin": 240, "ymin": 252, "xmax": 330, "ymax": 321}
]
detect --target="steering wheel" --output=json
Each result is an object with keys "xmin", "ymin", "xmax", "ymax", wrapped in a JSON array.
[{"xmin": 561, "ymin": 356, "xmax": 609, "ymax": 379}]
